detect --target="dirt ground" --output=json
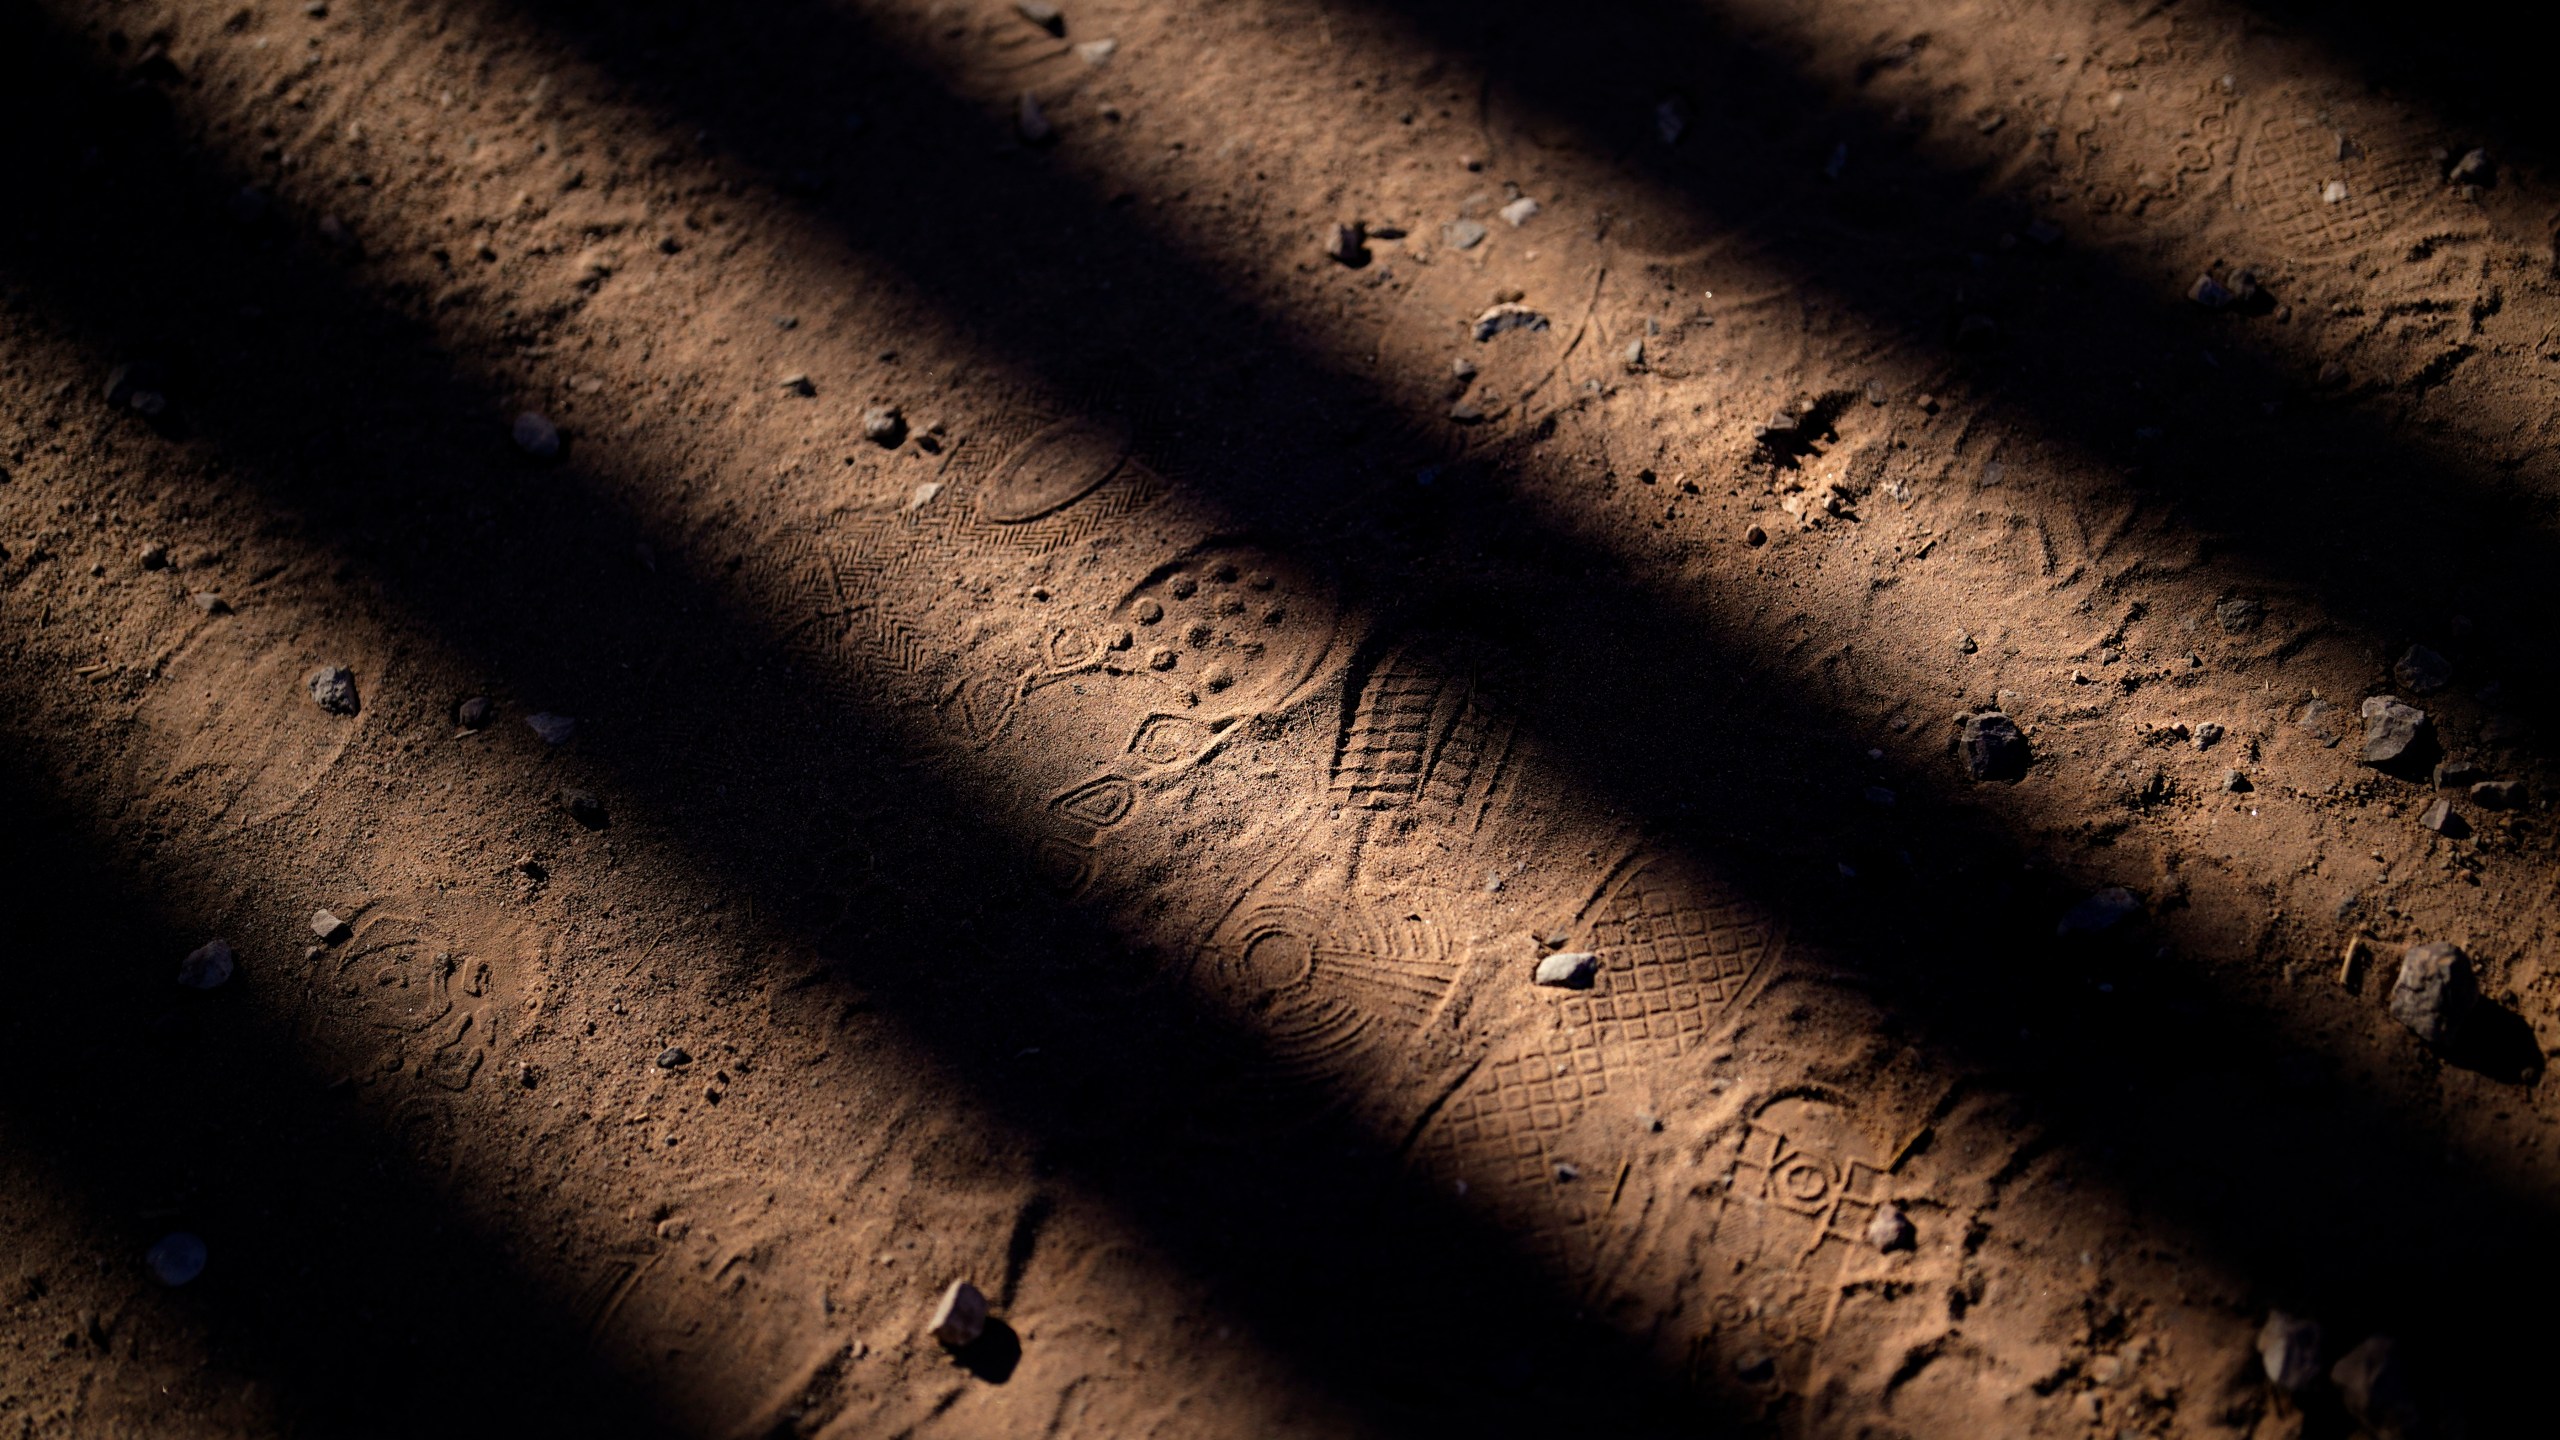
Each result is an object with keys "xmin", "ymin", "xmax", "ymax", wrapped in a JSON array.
[{"xmin": 3, "ymin": 0, "xmax": 2557, "ymax": 1435}]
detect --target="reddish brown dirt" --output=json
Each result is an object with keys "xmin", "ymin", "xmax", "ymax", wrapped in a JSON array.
[{"xmin": 5, "ymin": 1, "xmax": 2558, "ymax": 1437}]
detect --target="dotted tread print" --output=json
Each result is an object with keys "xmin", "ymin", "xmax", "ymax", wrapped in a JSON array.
[
  {"xmin": 2241, "ymin": 109, "xmax": 2440, "ymax": 259},
  {"xmin": 1330, "ymin": 644, "xmax": 1518, "ymax": 829},
  {"xmin": 1416, "ymin": 855, "xmax": 1782, "ymax": 1276}
]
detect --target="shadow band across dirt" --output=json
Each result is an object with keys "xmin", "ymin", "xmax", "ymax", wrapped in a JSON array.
[{"xmin": 0, "ymin": 0, "xmax": 2551, "ymax": 1433}]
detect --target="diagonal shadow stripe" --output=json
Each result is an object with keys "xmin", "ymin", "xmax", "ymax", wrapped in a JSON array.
[{"xmin": 4, "ymin": 0, "xmax": 2552, "ymax": 1431}]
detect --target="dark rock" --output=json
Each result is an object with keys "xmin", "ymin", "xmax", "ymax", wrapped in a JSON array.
[
  {"xmin": 455, "ymin": 696, "xmax": 493, "ymax": 729},
  {"xmin": 2470, "ymin": 779, "xmax": 2523, "ymax": 809},
  {"xmin": 177, "ymin": 939, "xmax": 234, "ymax": 990},
  {"xmin": 2057, "ymin": 887, "xmax": 2140, "ymax": 937},
  {"xmin": 2418, "ymin": 798, "xmax": 2467, "ymax": 838},
  {"xmin": 307, "ymin": 665, "xmax": 360, "ymax": 716},
  {"xmin": 2191, "ymin": 721, "xmax": 2224, "ymax": 750},
  {"xmin": 656, "ymin": 1046, "xmax": 691, "ymax": 1069},
  {"xmin": 310, "ymin": 909, "xmax": 351, "ymax": 944},
  {"xmin": 1960, "ymin": 711, "xmax": 2030, "ymax": 781},
  {"xmin": 1472, "ymin": 303, "xmax": 1548, "ymax": 342},
  {"xmin": 105, "ymin": 362, "xmax": 170, "ymax": 416},
  {"xmin": 2359, "ymin": 695, "xmax": 2430, "ymax": 769},
  {"xmin": 2223, "ymin": 769, "xmax": 2251, "ymax": 793},
  {"xmin": 2331, "ymin": 1335, "xmax": 2420, "ymax": 1439},
  {"xmin": 2257, "ymin": 1310, "xmax": 2323, "ymax": 1393},
  {"xmin": 930, "ymin": 1279, "xmax": 989, "ymax": 1347},
  {"xmin": 1322, "ymin": 221, "xmax": 1368, "ymax": 266},
  {"xmin": 2391, "ymin": 644, "xmax": 2451, "ymax": 695},
  {"xmin": 511, "ymin": 410, "xmax": 561, "ymax": 458},
  {"xmin": 145, "ymin": 1233, "xmax": 207, "ymax": 1287},
  {"xmin": 2389, "ymin": 942, "xmax": 2477, "ymax": 1046},
  {"xmin": 139, "ymin": 541, "xmax": 169, "ymax": 570},
  {"xmin": 779, "ymin": 372, "xmax": 816, "ymax": 397},
  {"xmin": 561, "ymin": 788, "xmax": 608, "ymax": 829},
  {"xmin": 2447, "ymin": 147, "xmax": 2493, "ymax": 187},
  {"xmin": 862, "ymin": 406, "xmax": 907, "ymax": 447},
  {"xmin": 2433, "ymin": 757, "xmax": 2484, "ymax": 788},
  {"xmin": 2188, "ymin": 274, "xmax": 2234, "ymax": 308},
  {"xmin": 2214, "ymin": 596, "xmax": 2263, "ymax": 634},
  {"xmin": 525, "ymin": 712, "xmax": 577, "ymax": 745}
]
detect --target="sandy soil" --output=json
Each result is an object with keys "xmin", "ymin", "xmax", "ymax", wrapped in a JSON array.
[{"xmin": 4, "ymin": 0, "xmax": 2558, "ymax": 1436}]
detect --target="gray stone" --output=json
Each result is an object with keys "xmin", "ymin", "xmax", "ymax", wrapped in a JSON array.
[
  {"xmin": 139, "ymin": 541, "xmax": 169, "ymax": 570},
  {"xmin": 2189, "ymin": 273, "xmax": 2234, "ymax": 308},
  {"xmin": 145, "ymin": 1233, "xmax": 207, "ymax": 1287},
  {"xmin": 2331, "ymin": 1335, "xmax": 2419, "ymax": 1439},
  {"xmin": 2418, "ymin": 798, "xmax": 2467, "ymax": 837},
  {"xmin": 2257, "ymin": 1310, "xmax": 2322, "ymax": 1392},
  {"xmin": 1865, "ymin": 1203, "xmax": 1914, "ymax": 1251},
  {"xmin": 1013, "ymin": 1, "xmax": 1063, "ymax": 34},
  {"xmin": 456, "ymin": 696, "xmax": 493, "ymax": 729},
  {"xmin": 1534, "ymin": 951, "xmax": 1600, "ymax": 988},
  {"xmin": 656, "ymin": 1046, "xmax": 691, "ymax": 1069},
  {"xmin": 2214, "ymin": 597, "xmax": 2263, "ymax": 634},
  {"xmin": 2433, "ymin": 757, "xmax": 2484, "ymax": 788},
  {"xmin": 1471, "ymin": 303, "xmax": 1547, "ymax": 341},
  {"xmin": 2447, "ymin": 147, "xmax": 2493, "ymax": 187},
  {"xmin": 1443, "ymin": 218, "xmax": 1488, "ymax": 251},
  {"xmin": 511, "ymin": 410, "xmax": 561, "ymax": 458},
  {"xmin": 2223, "ymin": 769, "xmax": 2250, "ymax": 793},
  {"xmin": 862, "ymin": 406, "xmax": 907, "ymax": 448},
  {"xmin": 2391, "ymin": 644, "xmax": 2451, "ymax": 695},
  {"xmin": 2389, "ymin": 941, "xmax": 2477, "ymax": 1046},
  {"xmin": 1322, "ymin": 221, "xmax": 1365, "ymax": 265},
  {"xmin": 307, "ymin": 665, "xmax": 360, "ymax": 716},
  {"xmin": 929, "ymin": 1279, "xmax": 989, "ymax": 1348},
  {"xmin": 177, "ymin": 939, "xmax": 234, "ymax": 990},
  {"xmin": 190, "ymin": 592, "xmax": 229, "ymax": 614},
  {"xmin": 561, "ymin": 788, "xmax": 607, "ymax": 829},
  {"xmin": 2470, "ymin": 779, "xmax": 2523, "ymax": 809},
  {"xmin": 1960, "ymin": 711, "xmax": 2030, "ymax": 781},
  {"xmin": 1015, "ymin": 92, "xmax": 1052, "ymax": 144},
  {"xmin": 1498, "ymin": 196, "xmax": 1540, "ymax": 227},
  {"xmin": 779, "ymin": 372, "xmax": 816, "ymax": 397},
  {"xmin": 310, "ymin": 909, "xmax": 351, "ymax": 944},
  {"xmin": 2056, "ymin": 887, "xmax": 2140, "ymax": 937},
  {"xmin": 525, "ymin": 712, "xmax": 577, "ymax": 745},
  {"xmin": 2191, "ymin": 721, "xmax": 2224, "ymax": 750},
  {"xmin": 2359, "ymin": 695, "xmax": 2428, "ymax": 767}
]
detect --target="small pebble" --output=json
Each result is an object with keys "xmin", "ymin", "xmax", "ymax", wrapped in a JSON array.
[
  {"xmin": 1865, "ymin": 1204, "xmax": 1914, "ymax": 1251},
  {"xmin": 1013, "ymin": 1, "xmax": 1063, "ymax": 35},
  {"xmin": 780, "ymin": 372, "xmax": 816, "ymax": 397},
  {"xmin": 1472, "ymin": 303, "xmax": 1549, "ymax": 342},
  {"xmin": 2447, "ymin": 148, "xmax": 2492, "ymax": 186},
  {"xmin": 2433, "ymin": 757, "xmax": 2483, "ymax": 788},
  {"xmin": 1498, "ymin": 196, "xmax": 1540, "ymax": 227},
  {"xmin": 2392, "ymin": 644, "xmax": 2451, "ymax": 695},
  {"xmin": 2322, "ymin": 179, "xmax": 2349, "ymax": 204},
  {"xmin": 2331, "ymin": 1336, "xmax": 2419, "ymax": 1437},
  {"xmin": 2258, "ymin": 1311, "xmax": 2323, "ymax": 1392},
  {"xmin": 1322, "ymin": 221, "xmax": 1366, "ymax": 265},
  {"xmin": 862, "ymin": 406, "xmax": 907, "ymax": 448},
  {"xmin": 456, "ymin": 695, "xmax": 493, "ymax": 729},
  {"xmin": 929, "ymin": 1279, "xmax": 989, "ymax": 1348},
  {"xmin": 2358, "ymin": 695, "xmax": 2429, "ymax": 768},
  {"xmin": 310, "ymin": 909, "xmax": 351, "ymax": 944},
  {"xmin": 2389, "ymin": 942, "xmax": 2476, "ymax": 1046},
  {"xmin": 145, "ymin": 1233, "xmax": 207, "ymax": 1287},
  {"xmin": 1743, "ymin": 523, "xmax": 1768, "ymax": 547},
  {"xmin": 307, "ymin": 664, "xmax": 360, "ymax": 716},
  {"xmin": 2223, "ymin": 769, "xmax": 2250, "ymax": 793},
  {"xmin": 1532, "ymin": 951, "xmax": 1600, "ymax": 988},
  {"xmin": 1147, "ymin": 647, "xmax": 1177, "ymax": 671},
  {"xmin": 1960, "ymin": 711, "xmax": 2030, "ymax": 781},
  {"xmin": 139, "ymin": 541, "xmax": 169, "ymax": 570},
  {"xmin": 512, "ymin": 411, "xmax": 562, "ymax": 458},
  {"xmin": 2418, "ymin": 798, "xmax": 2466, "ymax": 838},
  {"xmin": 2214, "ymin": 596, "xmax": 2263, "ymax": 633},
  {"xmin": 2192, "ymin": 721, "xmax": 2224, "ymax": 750},
  {"xmin": 2188, "ymin": 274, "xmax": 2234, "ymax": 308},
  {"xmin": 1443, "ymin": 218, "xmax": 1488, "ymax": 251},
  {"xmin": 1016, "ymin": 92, "xmax": 1053, "ymax": 144},
  {"xmin": 2056, "ymin": 887, "xmax": 2140, "ymax": 937},
  {"xmin": 190, "ymin": 592, "xmax": 230, "ymax": 614},
  {"xmin": 657, "ymin": 1046, "xmax": 691, "ymax": 1069},
  {"xmin": 1075, "ymin": 38, "xmax": 1117, "ymax": 65},
  {"xmin": 2470, "ymin": 779, "xmax": 2523, "ymax": 809},
  {"xmin": 178, "ymin": 939, "xmax": 234, "ymax": 990},
  {"xmin": 526, "ymin": 712, "xmax": 577, "ymax": 745},
  {"xmin": 1623, "ymin": 337, "xmax": 1646, "ymax": 370},
  {"xmin": 561, "ymin": 788, "xmax": 607, "ymax": 829}
]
